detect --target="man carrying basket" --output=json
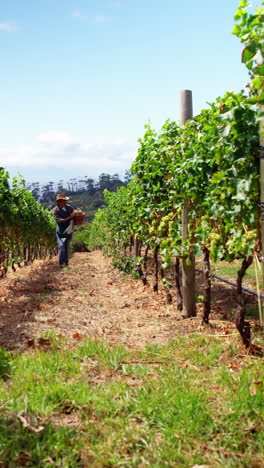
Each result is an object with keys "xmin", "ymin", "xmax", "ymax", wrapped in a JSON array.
[{"xmin": 52, "ymin": 194, "xmax": 75, "ymax": 267}]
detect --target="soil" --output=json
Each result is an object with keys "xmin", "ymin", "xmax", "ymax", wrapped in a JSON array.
[{"xmin": 0, "ymin": 251, "xmax": 259, "ymax": 351}]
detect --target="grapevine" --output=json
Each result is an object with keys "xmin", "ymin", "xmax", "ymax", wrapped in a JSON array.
[
  {"xmin": 88, "ymin": 90, "xmax": 259, "ymax": 341},
  {"xmin": 0, "ymin": 169, "xmax": 56, "ymax": 276}
]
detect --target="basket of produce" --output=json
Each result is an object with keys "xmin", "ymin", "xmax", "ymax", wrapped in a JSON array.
[{"xmin": 73, "ymin": 209, "xmax": 85, "ymax": 225}]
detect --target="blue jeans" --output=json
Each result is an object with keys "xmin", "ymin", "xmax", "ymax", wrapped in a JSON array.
[{"xmin": 56, "ymin": 234, "xmax": 72, "ymax": 265}]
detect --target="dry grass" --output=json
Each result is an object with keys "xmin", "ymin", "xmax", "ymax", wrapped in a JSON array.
[{"xmin": 0, "ymin": 251, "xmax": 261, "ymax": 352}]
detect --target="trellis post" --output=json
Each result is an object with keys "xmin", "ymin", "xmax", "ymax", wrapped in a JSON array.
[
  {"xmin": 180, "ymin": 90, "xmax": 196, "ymax": 317},
  {"xmin": 260, "ymin": 103, "xmax": 264, "ymax": 324}
]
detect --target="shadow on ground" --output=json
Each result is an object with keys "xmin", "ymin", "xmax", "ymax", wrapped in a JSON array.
[{"xmin": 0, "ymin": 260, "xmax": 64, "ymax": 351}]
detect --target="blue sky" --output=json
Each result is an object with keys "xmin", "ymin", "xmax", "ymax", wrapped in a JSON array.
[{"xmin": 0, "ymin": 0, "xmax": 259, "ymax": 185}]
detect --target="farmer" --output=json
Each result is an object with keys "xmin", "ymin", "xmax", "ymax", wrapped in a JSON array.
[{"xmin": 52, "ymin": 194, "xmax": 75, "ymax": 267}]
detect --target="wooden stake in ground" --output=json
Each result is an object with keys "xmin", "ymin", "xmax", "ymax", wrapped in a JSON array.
[
  {"xmin": 180, "ymin": 90, "xmax": 196, "ymax": 318},
  {"xmin": 259, "ymin": 102, "xmax": 264, "ymax": 312}
]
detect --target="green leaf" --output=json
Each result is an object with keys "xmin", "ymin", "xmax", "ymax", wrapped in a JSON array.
[
  {"xmin": 232, "ymin": 24, "xmax": 241, "ymax": 35},
  {"xmin": 256, "ymin": 110, "xmax": 264, "ymax": 121},
  {"xmin": 254, "ymin": 64, "xmax": 264, "ymax": 76},
  {"xmin": 211, "ymin": 171, "xmax": 225, "ymax": 184},
  {"xmin": 135, "ymin": 256, "xmax": 143, "ymax": 266},
  {"xmin": 239, "ymin": 0, "xmax": 248, "ymax": 7},
  {"xmin": 193, "ymin": 244, "xmax": 202, "ymax": 256},
  {"xmin": 234, "ymin": 11, "xmax": 243, "ymax": 21},
  {"xmin": 247, "ymin": 95, "xmax": 259, "ymax": 104},
  {"xmin": 242, "ymin": 43, "xmax": 257, "ymax": 64}
]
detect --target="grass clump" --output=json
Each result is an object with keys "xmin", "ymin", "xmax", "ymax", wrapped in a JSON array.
[
  {"xmin": 71, "ymin": 227, "xmax": 90, "ymax": 252},
  {"xmin": 0, "ymin": 347, "xmax": 12, "ymax": 379},
  {"xmin": 0, "ymin": 416, "xmax": 82, "ymax": 467},
  {"xmin": 112, "ymin": 254, "xmax": 139, "ymax": 278}
]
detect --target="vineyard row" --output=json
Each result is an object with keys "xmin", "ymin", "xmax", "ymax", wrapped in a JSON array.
[{"xmin": 0, "ymin": 170, "xmax": 56, "ymax": 277}]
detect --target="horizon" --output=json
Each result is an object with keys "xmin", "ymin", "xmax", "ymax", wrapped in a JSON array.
[{"xmin": 6, "ymin": 167, "xmax": 130, "ymax": 188}]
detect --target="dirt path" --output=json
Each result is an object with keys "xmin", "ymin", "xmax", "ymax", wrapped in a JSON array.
[{"xmin": 0, "ymin": 251, "xmax": 240, "ymax": 351}]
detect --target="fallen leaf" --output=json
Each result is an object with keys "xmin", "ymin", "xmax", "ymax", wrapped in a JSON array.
[
  {"xmin": 47, "ymin": 318, "xmax": 55, "ymax": 324},
  {"xmin": 229, "ymin": 362, "xmax": 241, "ymax": 371},
  {"xmin": 73, "ymin": 332, "xmax": 81, "ymax": 340},
  {"xmin": 243, "ymin": 423, "xmax": 259, "ymax": 433},
  {"xmin": 38, "ymin": 338, "xmax": 51, "ymax": 347},
  {"xmin": 202, "ymin": 445, "xmax": 214, "ymax": 452},
  {"xmin": 27, "ymin": 339, "xmax": 35, "ymax": 348}
]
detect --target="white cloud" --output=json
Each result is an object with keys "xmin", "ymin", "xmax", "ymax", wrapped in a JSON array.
[
  {"xmin": 37, "ymin": 131, "xmax": 75, "ymax": 145},
  {"xmin": 72, "ymin": 10, "xmax": 89, "ymax": 20},
  {"xmin": 94, "ymin": 15, "xmax": 111, "ymax": 24},
  {"xmin": 0, "ymin": 131, "xmax": 137, "ymax": 178},
  {"xmin": 72, "ymin": 10, "xmax": 111, "ymax": 23},
  {"xmin": 0, "ymin": 22, "xmax": 17, "ymax": 32}
]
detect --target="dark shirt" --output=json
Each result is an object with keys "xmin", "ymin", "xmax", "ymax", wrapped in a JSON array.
[{"xmin": 52, "ymin": 204, "xmax": 74, "ymax": 238}]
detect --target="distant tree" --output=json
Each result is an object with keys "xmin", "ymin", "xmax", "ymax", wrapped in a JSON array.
[
  {"xmin": 68, "ymin": 179, "xmax": 75, "ymax": 192},
  {"xmin": 109, "ymin": 173, "xmax": 124, "ymax": 191},
  {"xmin": 41, "ymin": 181, "xmax": 55, "ymax": 202},
  {"xmin": 32, "ymin": 182, "xmax": 40, "ymax": 200},
  {"xmin": 98, "ymin": 173, "xmax": 111, "ymax": 190},
  {"xmin": 124, "ymin": 169, "xmax": 132, "ymax": 185},
  {"xmin": 41, "ymin": 184, "xmax": 51, "ymax": 202},
  {"xmin": 78, "ymin": 179, "xmax": 87, "ymax": 191},
  {"xmin": 85, "ymin": 178, "xmax": 96, "ymax": 194},
  {"xmin": 29, "ymin": 172, "xmax": 127, "ymax": 205},
  {"xmin": 57, "ymin": 180, "xmax": 65, "ymax": 193},
  {"xmin": 26, "ymin": 182, "xmax": 40, "ymax": 201},
  {"xmin": 48, "ymin": 181, "xmax": 55, "ymax": 200}
]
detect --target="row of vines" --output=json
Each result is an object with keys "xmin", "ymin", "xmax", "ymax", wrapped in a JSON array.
[
  {"xmin": 0, "ymin": 169, "xmax": 56, "ymax": 277},
  {"xmin": 88, "ymin": 1, "xmax": 264, "ymax": 348}
]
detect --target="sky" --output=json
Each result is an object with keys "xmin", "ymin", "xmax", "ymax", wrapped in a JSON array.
[{"xmin": 0, "ymin": 0, "xmax": 260, "ymax": 186}]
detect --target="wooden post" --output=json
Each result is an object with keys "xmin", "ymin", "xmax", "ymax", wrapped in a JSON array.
[
  {"xmin": 180, "ymin": 90, "xmax": 196, "ymax": 317},
  {"xmin": 259, "ymin": 102, "xmax": 264, "ymax": 322}
]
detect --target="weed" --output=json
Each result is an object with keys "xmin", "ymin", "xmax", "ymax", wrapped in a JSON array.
[
  {"xmin": 71, "ymin": 228, "xmax": 90, "ymax": 253},
  {"xmin": 37, "ymin": 330, "xmax": 66, "ymax": 350},
  {"xmin": 0, "ymin": 347, "xmax": 12, "ymax": 380},
  {"xmin": 112, "ymin": 254, "xmax": 139, "ymax": 278}
]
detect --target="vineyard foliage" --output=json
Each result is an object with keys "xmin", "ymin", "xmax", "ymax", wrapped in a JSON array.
[
  {"xmin": 88, "ymin": 91, "xmax": 259, "ymax": 266},
  {"xmin": 232, "ymin": 0, "xmax": 264, "ymax": 107},
  {"xmin": 0, "ymin": 170, "xmax": 56, "ymax": 274}
]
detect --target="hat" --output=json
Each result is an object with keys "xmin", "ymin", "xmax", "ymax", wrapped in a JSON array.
[{"xmin": 56, "ymin": 193, "xmax": 69, "ymax": 201}]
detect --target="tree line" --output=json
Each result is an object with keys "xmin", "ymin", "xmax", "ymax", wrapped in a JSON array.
[{"xmin": 27, "ymin": 171, "xmax": 132, "ymax": 203}]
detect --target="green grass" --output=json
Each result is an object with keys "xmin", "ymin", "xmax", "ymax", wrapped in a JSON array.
[
  {"xmin": 70, "ymin": 226, "xmax": 90, "ymax": 252},
  {"xmin": 210, "ymin": 261, "xmax": 263, "ymax": 288},
  {"xmin": 0, "ymin": 336, "xmax": 263, "ymax": 467}
]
